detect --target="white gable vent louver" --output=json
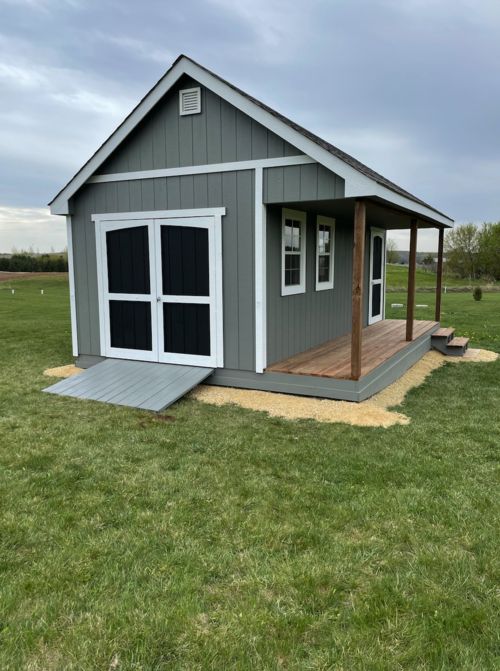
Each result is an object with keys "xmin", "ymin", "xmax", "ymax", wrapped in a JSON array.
[{"xmin": 179, "ymin": 87, "xmax": 201, "ymax": 115}]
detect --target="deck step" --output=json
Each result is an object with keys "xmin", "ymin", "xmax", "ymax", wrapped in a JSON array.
[
  {"xmin": 448, "ymin": 337, "xmax": 469, "ymax": 348},
  {"xmin": 432, "ymin": 327, "xmax": 455, "ymax": 342},
  {"xmin": 431, "ymin": 328, "xmax": 469, "ymax": 356}
]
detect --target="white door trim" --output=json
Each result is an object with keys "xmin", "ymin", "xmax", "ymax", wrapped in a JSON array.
[
  {"xmin": 96, "ymin": 218, "xmax": 159, "ymax": 362},
  {"xmin": 92, "ymin": 207, "xmax": 226, "ymax": 223},
  {"xmin": 368, "ymin": 227, "xmax": 386, "ymax": 325},
  {"xmin": 154, "ymin": 215, "xmax": 221, "ymax": 368},
  {"xmin": 94, "ymin": 208, "xmax": 225, "ymax": 367}
]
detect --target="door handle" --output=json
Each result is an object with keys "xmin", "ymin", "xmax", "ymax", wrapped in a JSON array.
[{"xmin": 156, "ymin": 297, "xmax": 162, "ymax": 302}]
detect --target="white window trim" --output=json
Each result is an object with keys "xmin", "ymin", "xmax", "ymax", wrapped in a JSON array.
[
  {"xmin": 281, "ymin": 208, "xmax": 307, "ymax": 297},
  {"xmin": 315, "ymin": 215, "xmax": 335, "ymax": 291}
]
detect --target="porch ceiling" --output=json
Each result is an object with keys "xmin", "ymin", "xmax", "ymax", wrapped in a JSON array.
[{"xmin": 276, "ymin": 196, "xmax": 452, "ymax": 229}]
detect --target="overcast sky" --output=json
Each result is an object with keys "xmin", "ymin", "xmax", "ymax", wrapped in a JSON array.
[{"xmin": 1, "ymin": 0, "xmax": 499, "ymax": 253}]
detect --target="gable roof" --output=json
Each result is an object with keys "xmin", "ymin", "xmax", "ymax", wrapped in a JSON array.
[{"xmin": 50, "ymin": 55, "xmax": 453, "ymax": 225}]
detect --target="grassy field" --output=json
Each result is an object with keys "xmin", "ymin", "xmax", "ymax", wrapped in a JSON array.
[
  {"xmin": 385, "ymin": 264, "xmax": 496, "ymax": 291},
  {"xmin": 386, "ymin": 291, "xmax": 500, "ymax": 350},
  {"xmin": 1, "ymin": 276, "xmax": 499, "ymax": 670}
]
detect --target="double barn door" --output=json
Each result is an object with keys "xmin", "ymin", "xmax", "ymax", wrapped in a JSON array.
[{"xmin": 98, "ymin": 216, "xmax": 221, "ymax": 367}]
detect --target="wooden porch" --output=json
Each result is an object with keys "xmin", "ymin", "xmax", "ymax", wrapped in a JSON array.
[
  {"xmin": 267, "ymin": 319, "xmax": 438, "ymax": 380},
  {"xmin": 345, "ymin": 199, "xmax": 443, "ymax": 380}
]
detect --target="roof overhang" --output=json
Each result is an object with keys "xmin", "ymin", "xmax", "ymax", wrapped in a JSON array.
[
  {"xmin": 271, "ymin": 197, "xmax": 452, "ymax": 230},
  {"xmin": 49, "ymin": 55, "xmax": 454, "ymax": 228}
]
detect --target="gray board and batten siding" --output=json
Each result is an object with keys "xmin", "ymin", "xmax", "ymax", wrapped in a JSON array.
[
  {"xmin": 96, "ymin": 76, "xmax": 301, "ymax": 174},
  {"xmin": 71, "ymin": 171, "xmax": 256, "ymax": 371},
  {"xmin": 265, "ymin": 207, "xmax": 375, "ymax": 367},
  {"xmin": 70, "ymin": 74, "xmax": 357, "ymax": 373}
]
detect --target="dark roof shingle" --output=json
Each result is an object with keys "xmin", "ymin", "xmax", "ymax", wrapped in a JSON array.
[{"xmin": 182, "ymin": 55, "xmax": 451, "ymax": 220}]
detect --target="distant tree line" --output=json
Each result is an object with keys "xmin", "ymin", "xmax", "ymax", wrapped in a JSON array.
[
  {"xmin": 0, "ymin": 252, "xmax": 68, "ymax": 273},
  {"xmin": 445, "ymin": 222, "xmax": 500, "ymax": 280}
]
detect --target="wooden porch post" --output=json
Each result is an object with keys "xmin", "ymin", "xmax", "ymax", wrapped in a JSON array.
[
  {"xmin": 351, "ymin": 200, "xmax": 366, "ymax": 380},
  {"xmin": 435, "ymin": 227, "xmax": 444, "ymax": 322},
  {"xmin": 406, "ymin": 219, "xmax": 418, "ymax": 341}
]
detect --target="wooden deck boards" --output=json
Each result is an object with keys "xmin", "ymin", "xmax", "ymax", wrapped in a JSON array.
[{"xmin": 266, "ymin": 319, "xmax": 438, "ymax": 380}]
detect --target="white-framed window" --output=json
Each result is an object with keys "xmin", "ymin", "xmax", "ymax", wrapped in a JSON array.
[
  {"xmin": 281, "ymin": 208, "xmax": 307, "ymax": 296},
  {"xmin": 315, "ymin": 215, "xmax": 335, "ymax": 291}
]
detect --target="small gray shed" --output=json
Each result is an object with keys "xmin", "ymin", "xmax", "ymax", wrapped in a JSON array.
[{"xmin": 47, "ymin": 55, "xmax": 454, "ymax": 409}]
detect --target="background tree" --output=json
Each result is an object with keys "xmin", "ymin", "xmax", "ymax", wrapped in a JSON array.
[
  {"xmin": 386, "ymin": 238, "xmax": 399, "ymax": 264},
  {"xmin": 477, "ymin": 222, "xmax": 500, "ymax": 280},
  {"xmin": 444, "ymin": 223, "xmax": 480, "ymax": 279},
  {"xmin": 421, "ymin": 253, "xmax": 434, "ymax": 270}
]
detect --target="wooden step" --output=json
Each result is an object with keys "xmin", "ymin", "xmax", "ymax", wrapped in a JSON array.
[
  {"xmin": 447, "ymin": 337, "xmax": 469, "ymax": 348},
  {"xmin": 432, "ymin": 327, "xmax": 455, "ymax": 341}
]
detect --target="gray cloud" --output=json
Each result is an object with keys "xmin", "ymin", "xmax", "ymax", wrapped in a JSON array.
[
  {"xmin": 0, "ymin": 206, "xmax": 65, "ymax": 252},
  {"xmin": 0, "ymin": 0, "xmax": 499, "ymax": 252}
]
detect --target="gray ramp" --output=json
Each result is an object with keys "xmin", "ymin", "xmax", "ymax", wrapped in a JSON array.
[{"xmin": 43, "ymin": 359, "xmax": 214, "ymax": 412}]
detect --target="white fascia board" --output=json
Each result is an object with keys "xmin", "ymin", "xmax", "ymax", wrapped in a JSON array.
[
  {"xmin": 50, "ymin": 59, "xmax": 189, "ymax": 215},
  {"xmin": 368, "ymin": 185, "xmax": 453, "ymax": 227},
  {"xmin": 50, "ymin": 56, "xmax": 452, "ymax": 226}
]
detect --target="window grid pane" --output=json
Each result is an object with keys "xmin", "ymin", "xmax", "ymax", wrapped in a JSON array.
[
  {"xmin": 318, "ymin": 254, "xmax": 330, "ymax": 283},
  {"xmin": 318, "ymin": 224, "xmax": 331, "ymax": 254},
  {"xmin": 285, "ymin": 219, "xmax": 301, "ymax": 252},
  {"xmin": 285, "ymin": 252, "xmax": 301, "ymax": 286}
]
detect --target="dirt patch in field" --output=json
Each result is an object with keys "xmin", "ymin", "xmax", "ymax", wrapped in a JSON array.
[
  {"xmin": 0, "ymin": 272, "xmax": 67, "ymax": 282},
  {"xmin": 43, "ymin": 364, "xmax": 83, "ymax": 379},
  {"xmin": 190, "ymin": 349, "xmax": 498, "ymax": 428}
]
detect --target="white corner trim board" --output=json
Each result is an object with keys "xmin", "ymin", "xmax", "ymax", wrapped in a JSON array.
[
  {"xmin": 254, "ymin": 167, "xmax": 267, "ymax": 374},
  {"xmin": 66, "ymin": 215, "xmax": 78, "ymax": 356},
  {"xmin": 87, "ymin": 155, "xmax": 314, "ymax": 185}
]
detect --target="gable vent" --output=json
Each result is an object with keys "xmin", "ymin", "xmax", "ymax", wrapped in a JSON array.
[{"xmin": 179, "ymin": 87, "xmax": 201, "ymax": 115}]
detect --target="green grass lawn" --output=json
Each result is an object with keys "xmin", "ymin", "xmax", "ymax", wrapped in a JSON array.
[
  {"xmin": 385, "ymin": 263, "xmax": 496, "ymax": 291},
  {"xmin": 386, "ymin": 291, "xmax": 500, "ymax": 351},
  {"xmin": 1, "ymin": 276, "xmax": 500, "ymax": 670}
]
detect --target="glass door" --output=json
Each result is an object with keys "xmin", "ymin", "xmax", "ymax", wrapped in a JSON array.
[{"xmin": 369, "ymin": 228, "xmax": 385, "ymax": 324}]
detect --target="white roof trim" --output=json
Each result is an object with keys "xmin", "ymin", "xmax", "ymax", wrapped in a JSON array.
[{"xmin": 50, "ymin": 56, "xmax": 452, "ymax": 226}]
